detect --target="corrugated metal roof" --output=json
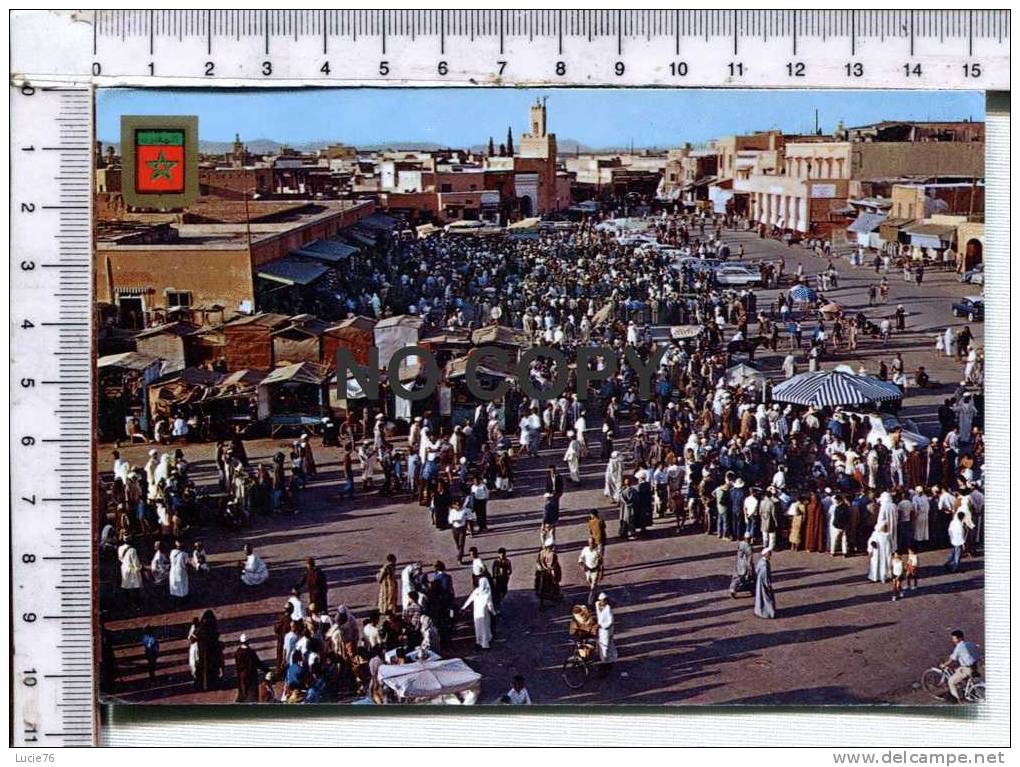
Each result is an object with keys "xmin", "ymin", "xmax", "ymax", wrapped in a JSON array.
[
  {"xmin": 256, "ymin": 258, "xmax": 329, "ymax": 286},
  {"xmin": 904, "ymin": 222, "xmax": 957, "ymax": 238},
  {"xmin": 294, "ymin": 239, "xmax": 360, "ymax": 263},
  {"xmin": 98, "ymin": 351, "xmax": 162, "ymax": 371},
  {"xmin": 260, "ymin": 361, "xmax": 327, "ymax": 386},
  {"xmin": 847, "ymin": 212, "xmax": 888, "ymax": 234},
  {"xmin": 135, "ymin": 321, "xmax": 200, "ymax": 339}
]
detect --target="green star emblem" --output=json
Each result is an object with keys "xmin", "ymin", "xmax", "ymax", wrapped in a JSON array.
[{"xmin": 146, "ymin": 150, "xmax": 178, "ymax": 181}]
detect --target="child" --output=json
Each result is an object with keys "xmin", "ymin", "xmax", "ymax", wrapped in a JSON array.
[
  {"xmin": 935, "ymin": 334, "xmax": 946, "ymax": 358},
  {"xmin": 905, "ymin": 548, "xmax": 919, "ymax": 591},
  {"xmin": 141, "ymin": 625, "xmax": 159, "ymax": 681},
  {"xmin": 501, "ymin": 674, "xmax": 532, "ymax": 705},
  {"xmin": 890, "ymin": 551, "xmax": 904, "ymax": 601}
]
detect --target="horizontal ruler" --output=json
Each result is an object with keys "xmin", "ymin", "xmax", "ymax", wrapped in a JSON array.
[
  {"xmin": 9, "ymin": 82, "xmax": 96, "ymax": 747},
  {"xmin": 11, "ymin": 9, "xmax": 1011, "ymax": 89}
]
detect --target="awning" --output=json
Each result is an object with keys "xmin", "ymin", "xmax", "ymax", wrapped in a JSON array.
[
  {"xmin": 847, "ymin": 212, "xmax": 888, "ymax": 234},
  {"xmin": 346, "ymin": 230, "xmax": 377, "ymax": 248},
  {"xmin": 377, "ymin": 658, "xmax": 481, "ymax": 701},
  {"xmin": 878, "ymin": 218, "xmax": 915, "ymax": 242},
  {"xmin": 446, "ymin": 353, "xmax": 516, "ymax": 380},
  {"xmin": 294, "ymin": 239, "xmax": 360, "ymax": 263},
  {"xmin": 772, "ymin": 370, "xmax": 903, "ymax": 407},
  {"xmin": 905, "ymin": 223, "xmax": 956, "ymax": 249},
  {"xmin": 359, "ymin": 212, "xmax": 401, "ymax": 232},
  {"xmin": 260, "ymin": 362, "xmax": 326, "ymax": 387},
  {"xmin": 256, "ymin": 258, "xmax": 329, "ymax": 286},
  {"xmin": 114, "ymin": 286, "xmax": 153, "ymax": 296},
  {"xmin": 98, "ymin": 351, "xmax": 162, "ymax": 372}
]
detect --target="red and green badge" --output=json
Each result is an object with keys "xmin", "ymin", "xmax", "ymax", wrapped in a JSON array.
[{"xmin": 135, "ymin": 129, "xmax": 186, "ymax": 194}]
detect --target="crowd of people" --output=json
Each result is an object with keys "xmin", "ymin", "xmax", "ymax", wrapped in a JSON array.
[{"xmin": 99, "ymin": 206, "xmax": 984, "ymax": 704}]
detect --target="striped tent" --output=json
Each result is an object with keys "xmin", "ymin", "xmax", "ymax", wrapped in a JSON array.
[
  {"xmin": 788, "ymin": 284, "xmax": 818, "ymax": 303},
  {"xmin": 771, "ymin": 370, "xmax": 903, "ymax": 407}
]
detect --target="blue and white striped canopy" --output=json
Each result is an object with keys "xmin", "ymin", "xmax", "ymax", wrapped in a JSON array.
[
  {"xmin": 771, "ymin": 371, "xmax": 903, "ymax": 407},
  {"xmin": 788, "ymin": 284, "xmax": 818, "ymax": 303}
]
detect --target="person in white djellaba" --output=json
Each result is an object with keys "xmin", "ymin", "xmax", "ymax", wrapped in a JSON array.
[
  {"xmin": 240, "ymin": 543, "xmax": 269, "ymax": 586},
  {"xmin": 150, "ymin": 540, "xmax": 170, "ymax": 587},
  {"xmin": 118, "ymin": 534, "xmax": 143, "ymax": 610},
  {"xmin": 564, "ymin": 430, "xmax": 582, "ymax": 484},
  {"xmin": 595, "ymin": 592, "xmax": 618, "ymax": 672},
  {"xmin": 461, "ymin": 576, "xmax": 496, "ymax": 650},
  {"xmin": 168, "ymin": 539, "xmax": 190, "ymax": 604},
  {"xmin": 603, "ymin": 450, "xmax": 623, "ymax": 502}
]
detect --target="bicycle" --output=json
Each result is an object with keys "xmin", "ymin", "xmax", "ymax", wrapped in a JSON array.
[
  {"xmin": 921, "ymin": 665, "xmax": 985, "ymax": 703},
  {"xmin": 561, "ymin": 636, "xmax": 598, "ymax": 689}
]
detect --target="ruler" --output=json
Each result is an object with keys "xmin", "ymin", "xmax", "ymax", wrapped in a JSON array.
[
  {"xmin": 5, "ymin": 7, "xmax": 1010, "ymax": 749},
  {"xmin": 10, "ymin": 10, "xmax": 1010, "ymax": 89},
  {"xmin": 10, "ymin": 82, "xmax": 95, "ymax": 746}
]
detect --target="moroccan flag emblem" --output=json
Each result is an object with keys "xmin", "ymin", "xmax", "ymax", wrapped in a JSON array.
[{"xmin": 135, "ymin": 129, "xmax": 186, "ymax": 194}]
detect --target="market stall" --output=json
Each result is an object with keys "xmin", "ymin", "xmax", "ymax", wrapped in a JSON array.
[
  {"xmin": 772, "ymin": 370, "xmax": 903, "ymax": 408},
  {"xmin": 377, "ymin": 658, "xmax": 481, "ymax": 705},
  {"xmin": 257, "ymin": 361, "xmax": 329, "ymax": 435},
  {"xmin": 97, "ymin": 351, "xmax": 164, "ymax": 442}
]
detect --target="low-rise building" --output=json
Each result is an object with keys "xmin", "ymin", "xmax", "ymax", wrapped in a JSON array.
[{"xmin": 97, "ymin": 200, "xmax": 374, "ymax": 327}]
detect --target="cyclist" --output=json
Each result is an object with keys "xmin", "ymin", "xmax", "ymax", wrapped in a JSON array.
[{"xmin": 942, "ymin": 629, "xmax": 981, "ymax": 703}]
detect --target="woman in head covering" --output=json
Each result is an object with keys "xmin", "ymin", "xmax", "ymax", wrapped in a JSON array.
[
  {"xmin": 753, "ymin": 548, "xmax": 777, "ymax": 619},
  {"xmin": 193, "ymin": 609, "xmax": 224, "ymax": 691}
]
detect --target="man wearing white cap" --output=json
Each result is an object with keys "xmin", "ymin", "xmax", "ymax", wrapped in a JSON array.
[
  {"xmin": 234, "ymin": 633, "xmax": 266, "ymax": 703},
  {"xmin": 594, "ymin": 592, "xmax": 618, "ymax": 669}
]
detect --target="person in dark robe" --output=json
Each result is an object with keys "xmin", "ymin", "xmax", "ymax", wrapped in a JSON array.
[
  {"xmin": 234, "ymin": 634, "xmax": 266, "ymax": 703},
  {"xmin": 431, "ymin": 478, "xmax": 452, "ymax": 530},
  {"xmin": 295, "ymin": 557, "xmax": 328, "ymax": 614},
  {"xmin": 728, "ymin": 533, "xmax": 755, "ymax": 598},
  {"xmin": 272, "ymin": 603, "xmax": 294, "ymax": 673},
  {"xmin": 635, "ymin": 473, "xmax": 654, "ymax": 533},
  {"xmin": 230, "ymin": 434, "xmax": 249, "ymax": 468},
  {"xmin": 753, "ymin": 549, "xmax": 777, "ymax": 619},
  {"xmin": 803, "ymin": 491, "xmax": 826, "ymax": 553},
  {"xmin": 194, "ymin": 609, "xmax": 224, "ymax": 691}
]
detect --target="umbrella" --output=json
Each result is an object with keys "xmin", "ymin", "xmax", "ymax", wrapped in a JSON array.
[
  {"xmin": 772, "ymin": 370, "xmax": 903, "ymax": 407},
  {"xmin": 669, "ymin": 324, "xmax": 704, "ymax": 340},
  {"xmin": 788, "ymin": 284, "xmax": 818, "ymax": 303},
  {"xmin": 820, "ymin": 301, "xmax": 843, "ymax": 315},
  {"xmin": 377, "ymin": 658, "xmax": 481, "ymax": 701}
]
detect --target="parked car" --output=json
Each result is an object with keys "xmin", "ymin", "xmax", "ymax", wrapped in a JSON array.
[
  {"xmin": 670, "ymin": 257, "xmax": 721, "ymax": 275},
  {"xmin": 960, "ymin": 264, "xmax": 984, "ymax": 285},
  {"xmin": 617, "ymin": 233, "xmax": 659, "ymax": 247},
  {"xmin": 951, "ymin": 296, "xmax": 984, "ymax": 322},
  {"xmin": 713, "ymin": 264, "xmax": 762, "ymax": 287}
]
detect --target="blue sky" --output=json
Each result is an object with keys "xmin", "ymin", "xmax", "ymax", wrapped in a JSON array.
[{"xmin": 97, "ymin": 88, "xmax": 984, "ymax": 148}]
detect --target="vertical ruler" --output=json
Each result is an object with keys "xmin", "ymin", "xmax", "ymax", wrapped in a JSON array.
[{"xmin": 10, "ymin": 81, "xmax": 96, "ymax": 747}]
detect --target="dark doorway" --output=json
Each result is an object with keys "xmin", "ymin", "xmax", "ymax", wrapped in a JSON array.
[{"xmin": 118, "ymin": 296, "xmax": 144, "ymax": 329}]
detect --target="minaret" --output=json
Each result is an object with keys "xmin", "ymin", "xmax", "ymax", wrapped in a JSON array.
[
  {"xmin": 529, "ymin": 97, "xmax": 547, "ymax": 137},
  {"xmin": 230, "ymin": 133, "xmax": 245, "ymax": 168}
]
